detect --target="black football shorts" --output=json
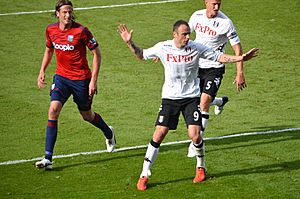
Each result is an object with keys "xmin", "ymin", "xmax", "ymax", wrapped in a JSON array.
[
  {"xmin": 198, "ymin": 67, "xmax": 225, "ymax": 98},
  {"xmin": 155, "ymin": 97, "xmax": 202, "ymax": 130}
]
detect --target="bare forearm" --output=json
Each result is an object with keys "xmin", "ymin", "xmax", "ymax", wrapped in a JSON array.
[
  {"xmin": 39, "ymin": 47, "xmax": 54, "ymax": 73},
  {"xmin": 91, "ymin": 47, "xmax": 101, "ymax": 83},
  {"xmin": 126, "ymin": 40, "xmax": 143, "ymax": 60},
  {"xmin": 37, "ymin": 47, "xmax": 53, "ymax": 88},
  {"xmin": 218, "ymin": 54, "xmax": 243, "ymax": 63},
  {"xmin": 232, "ymin": 43, "xmax": 244, "ymax": 73},
  {"xmin": 236, "ymin": 61, "xmax": 244, "ymax": 75}
]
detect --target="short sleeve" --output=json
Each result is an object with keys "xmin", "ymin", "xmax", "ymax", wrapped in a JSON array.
[
  {"xmin": 227, "ymin": 20, "xmax": 240, "ymax": 46},
  {"xmin": 82, "ymin": 27, "xmax": 99, "ymax": 50},
  {"xmin": 143, "ymin": 42, "xmax": 162, "ymax": 60},
  {"xmin": 45, "ymin": 28, "xmax": 53, "ymax": 48},
  {"xmin": 196, "ymin": 42, "xmax": 222, "ymax": 62}
]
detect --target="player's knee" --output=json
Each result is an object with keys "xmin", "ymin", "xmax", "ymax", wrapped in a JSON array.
[
  {"xmin": 81, "ymin": 112, "xmax": 94, "ymax": 122},
  {"xmin": 48, "ymin": 107, "xmax": 60, "ymax": 119},
  {"xmin": 153, "ymin": 126, "xmax": 169, "ymax": 142}
]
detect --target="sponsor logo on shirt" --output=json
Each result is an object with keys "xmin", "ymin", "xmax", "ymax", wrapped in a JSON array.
[
  {"xmin": 195, "ymin": 23, "xmax": 216, "ymax": 36},
  {"xmin": 167, "ymin": 54, "xmax": 194, "ymax": 62},
  {"xmin": 53, "ymin": 42, "xmax": 74, "ymax": 51}
]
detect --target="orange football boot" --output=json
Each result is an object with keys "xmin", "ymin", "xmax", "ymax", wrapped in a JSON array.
[
  {"xmin": 193, "ymin": 167, "xmax": 206, "ymax": 183},
  {"xmin": 137, "ymin": 176, "xmax": 148, "ymax": 190}
]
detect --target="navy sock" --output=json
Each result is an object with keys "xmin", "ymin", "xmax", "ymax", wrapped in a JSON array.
[
  {"xmin": 45, "ymin": 120, "xmax": 58, "ymax": 161},
  {"xmin": 90, "ymin": 112, "xmax": 113, "ymax": 139}
]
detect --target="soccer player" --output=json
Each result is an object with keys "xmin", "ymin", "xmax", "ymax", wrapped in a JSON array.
[
  {"xmin": 35, "ymin": 0, "xmax": 116, "ymax": 170},
  {"xmin": 188, "ymin": 0, "xmax": 246, "ymax": 132},
  {"xmin": 117, "ymin": 20, "xmax": 258, "ymax": 190}
]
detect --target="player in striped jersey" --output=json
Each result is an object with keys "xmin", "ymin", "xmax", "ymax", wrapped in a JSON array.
[{"xmin": 118, "ymin": 20, "xmax": 258, "ymax": 190}]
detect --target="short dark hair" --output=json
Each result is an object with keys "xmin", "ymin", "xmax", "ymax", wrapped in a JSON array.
[
  {"xmin": 173, "ymin": 20, "xmax": 189, "ymax": 32},
  {"xmin": 53, "ymin": 0, "xmax": 75, "ymax": 21}
]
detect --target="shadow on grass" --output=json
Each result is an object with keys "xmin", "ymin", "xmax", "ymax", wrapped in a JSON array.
[
  {"xmin": 50, "ymin": 151, "xmax": 145, "ymax": 171},
  {"xmin": 158, "ymin": 130, "xmax": 300, "ymax": 154},
  {"xmin": 208, "ymin": 131, "xmax": 300, "ymax": 152},
  {"xmin": 147, "ymin": 176, "xmax": 194, "ymax": 189},
  {"xmin": 47, "ymin": 130, "xmax": 299, "ymax": 172},
  {"xmin": 209, "ymin": 159, "xmax": 300, "ymax": 178},
  {"xmin": 146, "ymin": 159, "xmax": 300, "ymax": 189}
]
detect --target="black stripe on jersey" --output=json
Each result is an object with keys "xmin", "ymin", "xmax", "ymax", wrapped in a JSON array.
[{"xmin": 228, "ymin": 32, "xmax": 238, "ymax": 40}]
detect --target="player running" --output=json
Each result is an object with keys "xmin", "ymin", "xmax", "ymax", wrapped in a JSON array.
[
  {"xmin": 35, "ymin": 0, "xmax": 116, "ymax": 170},
  {"xmin": 118, "ymin": 20, "xmax": 258, "ymax": 190}
]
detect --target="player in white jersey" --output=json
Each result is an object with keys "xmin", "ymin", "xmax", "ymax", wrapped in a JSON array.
[
  {"xmin": 118, "ymin": 20, "xmax": 258, "ymax": 190},
  {"xmin": 189, "ymin": 0, "xmax": 246, "ymax": 133}
]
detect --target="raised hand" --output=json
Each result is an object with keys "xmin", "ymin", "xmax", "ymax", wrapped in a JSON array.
[
  {"xmin": 117, "ymin": 24, "xmax": 133, "ymax": 43},
  {"xmin": 243, "ymin": 48, "xmax": 259, "ymax": 61}
]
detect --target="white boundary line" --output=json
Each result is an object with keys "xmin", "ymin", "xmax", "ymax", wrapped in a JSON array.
[
  {"xmin": 0, "ymin": 0, "xmax": 187, "ymax": 16},
  {"xmin": 1, "ymin": 127, "xmax": 299, "ymax": 166}
]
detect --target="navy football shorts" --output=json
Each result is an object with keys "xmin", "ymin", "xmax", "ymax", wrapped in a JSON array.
[{"xmin": 50, "ymin": 75, "xmax": 92, "ymax": 111}]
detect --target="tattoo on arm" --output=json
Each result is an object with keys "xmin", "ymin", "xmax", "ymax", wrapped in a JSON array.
[
  {"xmin": 222, "ymin": 55, "xmax": 241, "ymax": 63},
  {"xmin": 127, "ymin": 41, "xmax": 143, "ymax": 59}
]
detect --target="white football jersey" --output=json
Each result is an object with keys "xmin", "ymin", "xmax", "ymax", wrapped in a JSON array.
[
  {"xmin": 143, "ymin": 39, "xmax": 222, "ymax": 99},
  {"xmin": 189, "ymin": 9, "xmax": 240, "ymax": 69}
]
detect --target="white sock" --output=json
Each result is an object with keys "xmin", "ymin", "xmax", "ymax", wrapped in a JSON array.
[
  {"xmin": 194, "ymin": 142, "xmax": 205, "ymax": 169},
  {"xmin": 196, "ymin": 155, "xmax": 206, "ymax": 169},
  {"xmin": 140, "ymin": 142, "xmax": 159, "ymax": 178},
  {"xmin": 200, "ymin": 130, "xmax": 204, "ymax": 138},
  {"xmin": 201, "ymin": 111, "xmax": 209, "ymax": 130},
  {"xmin": 210, "ymin": 97, "xmax": 222, "ymax": 106}
]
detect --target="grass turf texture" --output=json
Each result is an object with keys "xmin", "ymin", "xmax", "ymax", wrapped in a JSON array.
[{"xmin": 0, "ymin": 0, "xmax": 299, "ymax": 198}]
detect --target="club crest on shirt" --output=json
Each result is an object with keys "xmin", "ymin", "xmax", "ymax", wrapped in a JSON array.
[
  {"xmin": 68, "ymin": 35, "xmax": 74, "ymax": 42},
  {"xmin": 213, "ymin": 21, "xmax": 220, "ymax": 27},
  {"xmin": 185, "ymin": 46, "xmax": 192, "ymax": 52}
]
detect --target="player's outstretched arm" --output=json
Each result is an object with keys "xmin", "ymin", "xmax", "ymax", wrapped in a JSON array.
[
  {"xmin": 218, "ymin": 48, "xmax": 259, "ymax": 63},
  {"xmin": 117, "ymin": 24, "xmax": 143, "ymax": 60},
  {"xmin": 242, "ymin": 48, "xmax": 259, "ymax": 61}
]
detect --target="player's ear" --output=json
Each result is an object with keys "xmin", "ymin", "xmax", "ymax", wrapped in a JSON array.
[{"xmin": 56, "ymin": 11, "xmax": 59, "ymax": 18}]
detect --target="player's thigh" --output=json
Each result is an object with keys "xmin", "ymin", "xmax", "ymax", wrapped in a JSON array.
[
  {"xmin": 199, "ymin": 68, "xmax": 224, "ymax": 98},
  {"xmin": 182, "ymin": 97, "xmax": 202, "ymax": 127},
  {"xmin": 50, "ymin": 75, "xmax": 72, "ymax": 105},
  {"xmin": 155, "ymin": 99, "xmax": 181, "ymax": 130},
  {"xmin": 71, "ymin": 79, "xmax": 92, "ymax": 111}
]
